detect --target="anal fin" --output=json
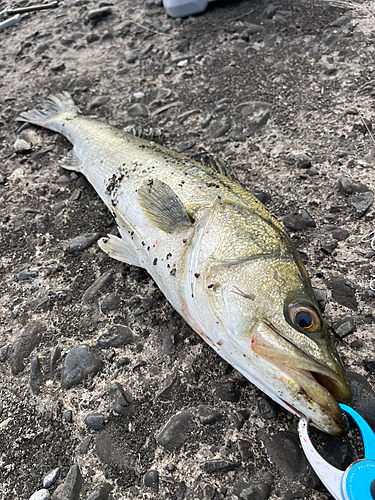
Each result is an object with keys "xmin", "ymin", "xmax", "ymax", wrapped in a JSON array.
[
  {"xmin": 60, "ymin": 149, "xmax": 82, "ymax": 171},
  {"xmin": 98, "ymin": 234, "xmax": 141, "ymax": 267}
]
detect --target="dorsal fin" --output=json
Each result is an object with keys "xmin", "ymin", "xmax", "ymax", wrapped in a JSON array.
[{"xmin": 137, "ymin": 178, "xmax": 193, "ymax": 233}]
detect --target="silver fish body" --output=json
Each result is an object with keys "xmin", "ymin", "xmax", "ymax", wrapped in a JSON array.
[{"xmin": 19, "ymin": 93, "xmax": 351, "ymax": 435}]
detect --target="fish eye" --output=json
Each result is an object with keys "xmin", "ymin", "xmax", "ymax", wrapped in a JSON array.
[{"xmin": 287, "ymin": 301, "xmax": 322, "ymax": 333}]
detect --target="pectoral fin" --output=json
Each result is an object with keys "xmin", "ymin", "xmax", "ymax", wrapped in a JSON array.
[{"xmin": 138, "ymin": 178, "xmax": 193, "ymax": 233}]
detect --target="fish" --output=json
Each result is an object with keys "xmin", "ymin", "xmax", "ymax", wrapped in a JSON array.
[{"xmin": 18, "ymin": 92, "xmax": 352, "ymax": 435}]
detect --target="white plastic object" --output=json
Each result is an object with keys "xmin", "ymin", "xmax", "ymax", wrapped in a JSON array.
[{"xmin": 163, "ymin": 0, "xmax": 215, "ymax": 18}]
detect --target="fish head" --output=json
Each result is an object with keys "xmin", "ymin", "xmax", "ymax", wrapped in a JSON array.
[
  {"xmin": 206, "ymin": 252, "xmax": 351, "ymax": 436},
  {"xmin": 190, "ymin": 200, "xmax": 351, "ymax": 435}
]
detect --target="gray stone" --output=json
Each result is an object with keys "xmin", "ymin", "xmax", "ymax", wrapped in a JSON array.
[
  {"xmin": 174, "ymin": 140, "xmax": 195, "ymax": 153},
  {"xmin": 330, "ymin": 16, "xmax": 351, "ymax": 27},
  {"xmin": 51, "ymin": 62, "xmax": 65, "ymax": 72},
  {"xmin": 63, "ymin": 233, "xmax": 100, "ymax": 252},
  {"xmin": 100, "ymin": 293, "xmax": 120, "ymax": 313},
  {"xmin": 50, "ymin": 345, "xmax": 61, "ymax": 375},
  {"xmin": 348, "ymin": 371, "xmax": 375, "ymax": 431},
  {"xmin": 283, "ymin": 209, "xmax": 316, "ymax": 231},
  {"xmin": 332, "ymin": 317, "xmax": 356, "ymax": 338},
  {"xmin": 14, "ymin": 138, "xmax": 31, "ymax": 152},
  {"xmin": 35, "ymin": 43, "xmax": 49, "ymax": 55},
  {"xmin": 263, "ymin": 4, "xmax": 276, "ymax": 18},
  {"xmin": 86, "ymin": 483, "xmax": 113, "ymax": 500},
  {"xmin": 200, "ymin": 114, "xmax": 213, "ymax": 128},
  {"xmin": 210, "ymin": 116, "xmax": 231, "ymax": 138},
  {"xmin": 213, "ymin": 380, "xmax": 239, "ymax": 402},
  {"xmin": 228, "ymin": 125, "xmax": 246, "ymax": 142},
  {"xmin": 236, "ymin": 101, "xmax": 270, "ymax": 119},
  {"xmin": 321, "ymin": 238, "xmax": 338, "ymax": 254},
  {"xmin": 97, "ymin": 325, "xmax": 133, "ymax": 348},
  {"xmin": 156, "ymin": 411, "xmax": 192, "ymax": 451},
  {"xmin": 365, "ymin": 359, "xmax": 375, "ymax": 373},
  {"xmin": 257, "ymin": 396, "xmax": 277, "ymax": 419},
  {"xmin": 241, "ymin": 24, "xmax": 265, "ymax": 41},
  {"xmin": 29, "ymin": 490, "xmax": 50, "ymax": 500},
  {"xmin": 156, "ymin": 88, "xmax": 172, "ymax": 99},
  {"xmin": 43, "ymin": 468, "xmax": 60, "ymax": 488},
  {"xmin": 128, "ymin": 103, "xmax": 149, "ymax": 118},
  {"xmin": 313, "ymin": 288, "xmax": 327, "ymax": 312},
  {"xmin": 61, "ymin": 345, "xmax": 101, "ymax": 388},
  {"xmin": 88, "ymin": 7, "xmax": 112, "ymax": 21},
  {"xmin": 324, "ymin": 34, "xmax": 339, "ymax": 47},
  {"xmin": 57, "ymin": 464, "xmax": 82, "ymax": 500},
  {"xmin": 338, "ymin": 177, "xmax": 353, "ymax": 195},
  {"xmin": 89, "ymin": 96, "xmax": 110, "ymax": 109},
  {"xmin": 17, "ymin": 269, "xmax": 38, "ymax": 281},
  {"xmin": 85, "ymin": 413, "xmax": 104, "ymax": 430},
  {"xmin": 86, "ymin": 33, "xmax": 100, "ymax": 43},
  {"xmin": 237, "ymin": 481, "xmax": 272, "ymax": 500},
  {"xmin": 199, "ymin": 459, "xmax": 240, "ymax": 473},
  {"xmin": 124, "ymin": 50, "xmax": 138, "ymax": 63},
  {"xmin": 332, "ymin": 228, "xmax": 349, "ymax": 241},
  {"xmin": 144, "ymin": 470, "xmax": 159, "ymax": 492},
  {"xmin": 111, "ymin": 382, "xmax": 135, "ymax": 416},
  {"xmin": 76, "ymin": 436, "xmax": 91, "ymax": 455},
  {"xmin": 30, "ymin": 356, "xmax": 43, "ymax": 394},
  {"xmin": 0, "ymin": 345, "xmax": 8, "ymax": 363},
  {"xmin": 294, "ymin": 154, "xmax": 311, "ymax": 169},
  {"xmin": 262, "ymin": 431, "xmax": 307, "ymax": 479},
  {"xmin": 83, "ymin": 271, "xmax": 113, "ymax": 303},
  {"xmin": 236, "ymin": 439, "xmax": 252, "ymax": 460},
  {"xmin": 350, "ymin": 191, "xmax": 374, "ymax": 217},
  {"xmin": 198, "ymin": 405, "xmax": 222, "ymax": 425},
  {"xmin": 264, "ymin": 33, "xmax": 276, "ymax": 47},
  {"xmin": 9, "ymin": 321, "xmax": 43, "ymax": 375},
  {"xmin": 64, "ymin": 410, "xmax": 73, "ymax": 423},
  {"xmin": 328, "ymin": 278, "xmax": 357, "ymax": 310}
]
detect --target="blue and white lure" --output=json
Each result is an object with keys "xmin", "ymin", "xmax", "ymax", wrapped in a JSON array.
[{"xmin": 299, "ymin": 404, "xmax": 375, "ymax": 500}]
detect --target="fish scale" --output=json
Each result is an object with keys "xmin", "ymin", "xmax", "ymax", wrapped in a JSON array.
[{"xmin": 18, "ymin": 92, "xmax": 352, "ymax": 436}]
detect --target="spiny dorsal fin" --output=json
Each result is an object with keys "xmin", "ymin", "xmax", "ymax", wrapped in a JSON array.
[{"xmin": 137, "ymin": 178, "xmax": 193, "ymax": 233}]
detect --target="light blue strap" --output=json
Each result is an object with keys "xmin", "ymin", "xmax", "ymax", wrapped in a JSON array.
[{"xmin": 340, "ymin": 404, "xmax": 375, "ymax": 460}]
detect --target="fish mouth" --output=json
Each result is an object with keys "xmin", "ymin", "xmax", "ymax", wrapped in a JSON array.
[{"xmin": 251, "ymin": 321, "xmax": 351, "ymax": 436}]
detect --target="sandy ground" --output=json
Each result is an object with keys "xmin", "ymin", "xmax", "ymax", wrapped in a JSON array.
[{"xmin": 1, "ymin": 0, "xmax": 375, "ymax": 498}]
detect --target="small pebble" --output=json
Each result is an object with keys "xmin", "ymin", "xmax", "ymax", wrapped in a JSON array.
[
  {"xmin": 295, "ymin": 154, "xmax": 311, "ymax": 169},
  {"xmin": 338, "ymin": 177, "xmax": 353, "ymax": 195},
  {"xmin": 100, "ymin": 293, "xmax": 120, "ymax": 313},
  {"xmin": 144, "ymin": 470, "xmax": 159, "ymax": 492},
  {"xmin": 128, "ymin": 103, "xmax": 148, "ymax": 118},
  {"xmin": 89, "ymin": 96, "xmax": 110, "ymax": 109},
  {"xmin": 64, "ymin": 410, "xmax": 73, "ymax": 423},
  {"xmin": 63, "ymin": 233, "xmax": 100, "ymax": 252},
  {"xmin": 133, "ymin": 92, "xmax": 145, "ymax": 99},
  {"xmin": 332, "ymin": 317, "xmax": 356, "ymax": 338},
  {"xmin": 124, "ymin": 50, "xmax": 138, "ymax": 63},
  {"xmin": 14, "ymin": 138, "xmax": 32, "ymax": 153},
  {"xmin": 83, "ymin": 271, "xmax": 113, "ymax": 303},
  {"xmin": 51, "ymin": 62, "xmax": 65, "ymax": 72},
  {"xmin": 88, "ymin": 7, "xmax": 112, "ymax": 21},
  {"xmin": 86, "ymin": 483, "xmax": 113, "ymax": 500},
  {"xmin": 111, "ymin": 382, "xmax": 134, "ymax": 416},
  {"xmin": 85, "ymin": 413, "xmax": 104, "ymax": 430},
  {"xmin": 29, "ymin": 490, "xmax": 50, "ymax": 500},
  {"xmin": 157, "ymin": 411, "xmax": 192, "ymax": 451},
  {"xmin": 43, "ymin": 467, "xmax": 60, "ymax": 488},
  {"xmin": 174, "ymin": 141, "xmax": 195, "ymax": 153},
  {"xmin": 364, "ymin": 359, "xmax": 375, "ymax": 373},
  {"xmin": 17, "ymin": 269, "xmax": 38, "ymax": 281},
  {"xmin": 30, "ymin": 357, "xmax": 43, "ymax": 395},
  {"xmin": 98, "ymin": 325, "xmax": 133, "ymax": 348},
  {"xmin": 210, "ymin": 116, "xmax": 231, "ymax": 138},
  {"xmin": 283, "ymin": 209, "xmax": 316, "ymax": 231},
  {"xmin": 199, "ymin": 459, "xmax": 239, "ymax": 473}
]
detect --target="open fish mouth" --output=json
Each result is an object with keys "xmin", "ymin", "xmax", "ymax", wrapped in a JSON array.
[{"xmin": 250, "ymin": 321, "xmax": 350, "ymax": 435}]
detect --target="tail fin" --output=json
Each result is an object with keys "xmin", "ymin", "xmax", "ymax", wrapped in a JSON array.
[{"xmin": 18, "ymin": 91, "xmax": 79, "ymax": 130}]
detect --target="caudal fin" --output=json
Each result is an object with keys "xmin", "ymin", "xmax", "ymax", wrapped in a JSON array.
[{"xmin": 18, "ymin": 91, "xmax": 79, "ymax": 130}]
